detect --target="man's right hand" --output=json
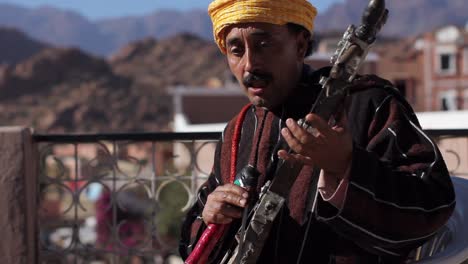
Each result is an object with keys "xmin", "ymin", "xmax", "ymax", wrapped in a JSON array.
[{"xmin": 201, "ymin": 183, "xmax": 249, "ymax": 225}]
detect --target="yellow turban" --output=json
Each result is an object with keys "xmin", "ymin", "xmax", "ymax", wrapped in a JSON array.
[{"xmin": 208, "ymin": 0, "xmax": 318, "ymax": 53}]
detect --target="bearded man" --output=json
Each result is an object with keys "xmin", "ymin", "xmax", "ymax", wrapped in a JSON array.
[{"xmin": 179, "ymin": 0, "xmax": 455, "ymax": 263}]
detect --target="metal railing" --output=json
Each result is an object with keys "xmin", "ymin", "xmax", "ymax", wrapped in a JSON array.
[
  {"xmin": 425, "ymin": 129, "xmax": 468, "ymax": 178},
  {"xmin": 34, "ymin": 132, "xmax": 221, "ymax": 264},
  {"xmin": 34, "ymin": 129, "xmax": 468, "ymax": 263}
]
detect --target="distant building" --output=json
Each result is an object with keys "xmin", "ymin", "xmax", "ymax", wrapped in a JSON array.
[
  {"xmin": 377, "ymin": 25, "xmax": 468, "ymax": 112},
  {"xmin": 170, "ymin": 86, "xmax": 248, "ymax": 132},
  {"xmin": 306, "ymin": 31, "xmax": 379, "ymax": 75}
]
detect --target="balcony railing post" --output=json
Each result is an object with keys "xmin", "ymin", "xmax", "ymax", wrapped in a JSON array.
[{"xmin": 0, "ymin": 127, "xmax": 38, "ymax": 264}]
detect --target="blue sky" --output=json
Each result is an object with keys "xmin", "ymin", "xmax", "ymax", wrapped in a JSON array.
[{"xmin": 0, "ymin": 0, "xmax": 343, "ymax": 20}]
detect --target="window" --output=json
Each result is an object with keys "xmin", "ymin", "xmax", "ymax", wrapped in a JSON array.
[
  {"xmin": 435, "ymin": 45, "xmax": 457, "ymax": 75},
  {"xmin": 464, "ymin": 89, "xmax": 468, "ymax": 110},
  {"xmin": 439, "ymin": 90, "xmax": 458, "ymax": 111},
  {"xmin": 438, "ymin": 53, "xmax": 456, "ymax": 75},
  {"xmin": 441, "ymin": 54, "xmax": 451, "ymax": 70}
]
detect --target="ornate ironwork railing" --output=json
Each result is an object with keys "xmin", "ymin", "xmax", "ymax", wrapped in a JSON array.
[
  {"xmin": 425, "ymin": 129, "xmax": 468, "ymax": 178},
  {"xmin": 34, "ymin": 132, "xmax": 221, "ymax": 264},
  {"xmin": 34, "ymin": 130, "xmax": 468, "ymax": 263}
]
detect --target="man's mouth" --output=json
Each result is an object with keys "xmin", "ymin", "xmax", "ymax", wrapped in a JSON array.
[
  {"xmin": 243, "ymin": 72, "xmax": 272, "ymax": 90},
  {"xmin": 247, "ymin": 80, "xmax": 269, "ymax": 95},
  {"xmin": 249, "ymin": 87, "xmax": 265, "ymax": 96}
]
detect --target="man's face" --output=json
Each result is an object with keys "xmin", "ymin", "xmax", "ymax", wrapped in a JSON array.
[{"xmin": 224, "ymin": 22, "xmax": 307, "ymax": 109}]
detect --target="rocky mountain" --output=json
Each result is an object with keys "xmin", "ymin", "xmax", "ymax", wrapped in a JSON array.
[
  {"xmin": 0, "ymin": 33, "xmax": 228, "ymax": 133},
  {"xmin": 1, "ymin": 1, "xmax": 467, "ymax": 56},
  {"xmin": 0, "ymin": 3, "xmax": 211, "ymax": 56},
  {"xmin": 110, "ymin": 33, "xmax": 229, "ymax": 90},
  {"xmin": 0, "ymin": 4, "xmax": 113, "ymax": 55},
  {"xmin": 98, "ymin": 9, "xmax": 212, "ymax": 54},
  {"xmin": 0, "ymin": 27, "xmax": 49, "ymax": 65},
  {"xmin": 0, "ymin": 0, "xmax": 468, "ymax": 55},
  {"xmin": 0, "ymin": 47, "xmax": 172, "ymax": 133},
  {"xmin": 315, "ymin": 0, "xmax": 468, "ymax": 36}
]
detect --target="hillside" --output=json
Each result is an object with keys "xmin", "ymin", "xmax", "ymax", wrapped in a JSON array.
[
  {"xmin": 0, "ymin": 27, "xmax": 49, "ymax": 65},
  {"xmin": 0, "ymin": 34, "xmax": 229, "ymax": 133},
  {"xmin": 110, "ymin": 33, "xmax": 229, "ymax": 89},
  {"xmin": 315, "ymin": 0, "xmax": 468, "ymax": 36},
  {"xmin": 1, "ymin": 1, "xmax": 467, "ymax": 55},
  {"xmin": 0, "ymin": 47, "xmax": 173, "ymax": 133}
]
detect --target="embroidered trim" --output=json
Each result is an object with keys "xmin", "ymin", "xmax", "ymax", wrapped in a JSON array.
[
  {"xmin": 230, "ymin": 104, "xmax": 252, "ymax": 183},
  {"xmin": 337, "ymin": 215, "xmax": 438, "ymax": 244},
  {"xmin": 349, "ymin": 182, "xmax": 456, "ymax": 212}
]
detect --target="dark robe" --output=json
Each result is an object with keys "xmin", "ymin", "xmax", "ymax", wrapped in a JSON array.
[{"xmin": 179, "ymin": 66, "xmax": 455, "ymax": 264}]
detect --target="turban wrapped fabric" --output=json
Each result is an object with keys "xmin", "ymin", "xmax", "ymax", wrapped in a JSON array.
[{"xmin": 208, "ymin": 0, "xmax": 318, "ymax": 53}]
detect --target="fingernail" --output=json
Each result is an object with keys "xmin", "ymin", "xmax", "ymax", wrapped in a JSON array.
[
  {"xmin": 286, "ymin": 119, "xmax": 293, "ymax": 125},
  {"xmin": 278, "ymin": 151, "xmax": 285, "ymax": 158},
  {"xmin": 281, "ymin": 128, "xmax": 288, "ymax": 135},
  {"xmin": 240, "ymin": 199, "xmax": 246, "ymax": 206},
  {"xmin": 242, "ymin": 192, "xmax": 249, "ymax": 198}
]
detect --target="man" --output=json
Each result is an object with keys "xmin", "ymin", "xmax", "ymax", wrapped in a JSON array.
[{"xmin": 179, "ymin": 0, "xmax": 455, "ymax": 263}]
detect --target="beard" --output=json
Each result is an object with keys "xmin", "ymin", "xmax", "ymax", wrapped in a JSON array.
[{"xmin": 252, "ymin": 97, "xmax": 266, "ymax": 107}]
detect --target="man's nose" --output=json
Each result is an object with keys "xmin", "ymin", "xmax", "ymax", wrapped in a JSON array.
[{"xmin": 243, "ymin": 48, "xmax": 260, "ymax": 73}]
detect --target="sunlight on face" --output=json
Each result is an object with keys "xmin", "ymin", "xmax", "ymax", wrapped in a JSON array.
[{"xmin": 224, "ymin": 23, "xmax": 306, "ymax": 109}]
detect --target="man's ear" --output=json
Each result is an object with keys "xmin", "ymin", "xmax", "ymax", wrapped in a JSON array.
[{"xmin": 296, "ymin": 31, "xmax": 309, "ymax": 59}]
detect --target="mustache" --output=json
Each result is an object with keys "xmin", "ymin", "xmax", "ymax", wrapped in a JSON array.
[{"xmin": 242, "ymin": 72, "xmax": 272, "ymax": 87}]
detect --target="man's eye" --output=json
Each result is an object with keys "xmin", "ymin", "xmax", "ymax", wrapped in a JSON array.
[
  {"xmin": 230, "ymin": 47, "xmax": 243, "ymax": 55},
  {"xmin": 259, "ymin": 41, "xmax": 270, "ymax": 48}
]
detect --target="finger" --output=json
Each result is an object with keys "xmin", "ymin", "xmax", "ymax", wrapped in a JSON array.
[
  {"xmin": 333, "ymin": 126, "xmax": 345, "ymax": 133},
  {"xmin": 211, "ymin": 189, "xmax": 247, "ymax": 208},
  {"xmin": 213, "ymin": 214, "xmax": 233, "ymax": 224},
  {"xmin": 293, "ymin": 153, "xmax": 313, "ymax": 164},
  {"xmin": 285, "ymin": 118, "xmax": 312, "ymax": 145},
  {"xmin": 206, "ymin": 200, "xmax": 243, "ymax": 219},
  {"xmin": 217, "ymin": 183, "xmax": 249, "ymax": 199},
  {"xmin": 281, "ymin": 127, "xmax": 305, "ymax": 154},
  {"xmin": 278, "ymin": 150, "xmax": 314, "ymax": 166},
  {"xmin": 219, "ymin": 203, "xmax": 243, "ymax": 219},
  {"xmin": 202, "ymin": 198, "xmax": 244, "ymax": 224},
  {"xmin": 277, "ymin": 149, "xmax": 291, "ymax": 161},
  {"xmin": 202, "ymin": 209, "xmax": 233, "ymax": 224},
  {"xmin": 305, "ymin": 114, "xmax": 331, "ymax": 136},
  {"xmin": 304, "ymin": 125, "xmax": 320, "ymax": 138}
]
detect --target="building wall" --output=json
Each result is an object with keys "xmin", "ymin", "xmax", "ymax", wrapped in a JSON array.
[
  {"xmin": 424, "ymin": 27, "xmax": 468, "ymax": 112},
  {"xmin": 376, "ymin": 25, "xmax": 468, "ymax": 112}
]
